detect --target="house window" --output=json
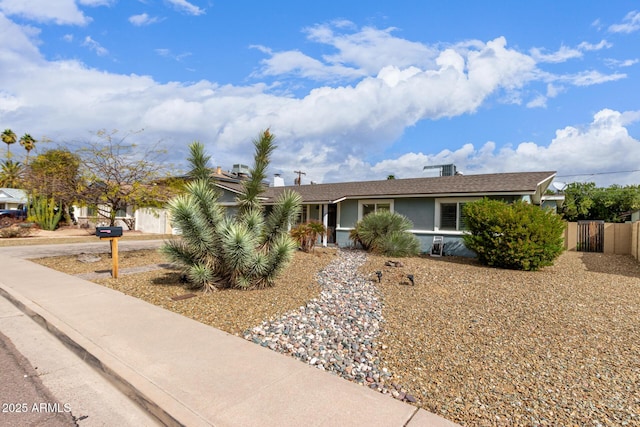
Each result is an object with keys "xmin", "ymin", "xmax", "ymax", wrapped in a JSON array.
[
  {"xmin": 436, "ymin": 199, "xmax": 477, "ymax": 231},
  {"xmin": 440, "ymin": 203, "xmax": 458, "ymax": 230},
  {"xmin": 359, "ymin": 200, "xmax": 393, "ymax": 219}
]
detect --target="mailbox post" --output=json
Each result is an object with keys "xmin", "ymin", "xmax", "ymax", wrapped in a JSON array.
[{"xmin": 95, "ymin": 226, "xmax": 123, "ymax": 278}]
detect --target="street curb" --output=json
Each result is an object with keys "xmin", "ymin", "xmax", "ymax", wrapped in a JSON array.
[{"xmin": 0, "ymin": 283, "xmax": 205, "ymax": 427}]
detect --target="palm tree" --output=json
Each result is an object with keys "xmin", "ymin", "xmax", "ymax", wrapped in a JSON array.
[
  {"xmin": 161, "ymin": 130, "xmax": 302, "ymax": 291},
  {"xmin": 0, "ymin": 160, "xmax": 24, "ymax": 188},
  {"xmin": 1, "ymin": 129, "xmax": 17, "ymax": 159},
  {"xmin": 19, "ymin": 133, "xmax": 36, "ymax": 164}
]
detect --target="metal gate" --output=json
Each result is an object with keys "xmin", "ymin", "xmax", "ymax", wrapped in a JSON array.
[{"xmin": 577, "ymin": 220, "xmax": 604, "ymax": 252}]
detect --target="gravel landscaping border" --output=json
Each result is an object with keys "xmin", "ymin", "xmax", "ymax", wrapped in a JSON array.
[{"xmin": 31, "ymin": 246, "xmax": 640, "ymax": 426}]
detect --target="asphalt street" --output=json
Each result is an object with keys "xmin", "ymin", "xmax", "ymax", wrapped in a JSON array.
[{"xmin": 0, "ymin": 329, "xmax": 75, "ymax": 427}]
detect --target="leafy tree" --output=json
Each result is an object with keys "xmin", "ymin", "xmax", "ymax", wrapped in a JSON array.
[
  {"xmin": 463, "ymin": 199, "xmax": 565, "ymax": 271},
  {"xmin": 161, "ymin": 130, "xmax": 302, "ymax": 291},
  {"xmin": 25, "ymin": 149, "xmax": 81, "ymax": 225},
  {"xmin": 76, "ymin": 130, "xmax": 172, "ymax": 229},
  {"xmin": 350, "ymin": 210, "xmax": 420, "ymax": 257},
  {"xmin": 561, "ymin": 182, "xmax": 640, "ymax": 222},
  {"xmin": 1, "ymin": 129, "xmax": 17, "ymax": 159},
  {"xmin": 0, "ymin": 160, "xmax": 24, "ymax": 188},
  {"xmin": 19, "ymin": 133, "xmax": 36, "ymax": 164}
]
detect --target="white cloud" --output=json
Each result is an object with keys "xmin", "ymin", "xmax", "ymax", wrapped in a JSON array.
[
  {"xmin": 530, "ymin": 45, "xmax": 582, "ymax": 63},
  {"xmin": 0, "ymin": 15, "xmax": 635, "ymax": 187},
  {"xmin": 254, "ymin": 49, "xmax": 366, "ymax": 82},
  {"xmin": 368, "ymin": 109, "xmax": 640, "ymax": 186},
  {"xmin": 82, "ymin": 36, "xmax": 108, "ymax": 56},
  {"xmin": 530, "ymin": 40, "xmax": 611, "ymax": 64},
  {"xmin": 155, "ymin": 48, "xmax": 191, "ymax": 62},
  {"xmin": 578, "ymin": 40, "xmax": 612, "ymax": 51},
  {"xmin": 557, "ymin": 70, "xmax": 626, "ymax": 86},
  {"xmin": 129, "ymin": 13, "xmax": 161, "ymax": 26},
  {"xmin": 526, "ymin": 94, "xmax": 546, "ymax": 108},
  {"xmin": 0, "ymin": 0, "xmax": 91, "ymax": 25},
  {"xmin": 608, "ymin": 10, "xmax": 640, "ymax": 33},
  {"xmin": 166, "ymin": 0, "xmax": 204, "ymax": 16},
  {"xmin": 605, "ymin": 58, "xmax": 639, "ymax": 68},
  {"xmin": 304, "ymin": 23, "xmax": 438, "ymax": 74}
]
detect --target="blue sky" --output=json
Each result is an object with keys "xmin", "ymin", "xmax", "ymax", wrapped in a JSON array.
[{"xmin": 1, "ymin": 1, "xmax": 639, "ymax": 187}]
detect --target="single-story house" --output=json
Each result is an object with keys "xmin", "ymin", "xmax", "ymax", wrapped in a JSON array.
[
  {"xmin": 209, "ymin": 170, "xmax": 560, "ymax": 256},
  {"xmin": 0, "ymin": 188, "xmax": 28, "ymax": 210}
]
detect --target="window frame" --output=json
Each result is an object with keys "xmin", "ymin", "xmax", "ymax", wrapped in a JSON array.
[
  {"xmin": 434, "ymin": 197, "xmax": 481, "ymax": 232},
  {"xmin": 357, "ymin": 199, "xmax": 394, "ymax": 220}
]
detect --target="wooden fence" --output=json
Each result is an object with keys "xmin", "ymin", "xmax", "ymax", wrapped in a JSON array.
[{"xmin": 565, "ymin": 221, "xmax": 640, "ymax": 261}]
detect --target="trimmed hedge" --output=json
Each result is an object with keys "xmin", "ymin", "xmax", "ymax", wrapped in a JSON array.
[{"xmin": 462, "ymin": 199, "xmax": 565, "ymax": 271}]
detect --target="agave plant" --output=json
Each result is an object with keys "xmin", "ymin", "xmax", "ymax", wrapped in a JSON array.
[{"xmin": 162, "ymin": 131, "xmax": 302, "ymax": 291}]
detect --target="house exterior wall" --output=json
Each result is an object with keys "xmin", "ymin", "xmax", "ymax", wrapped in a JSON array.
[
  {"xmin": 339, "ymin": 200, "xmax": 358, "ymax": 228},
  {"xmin": 394, "ymin": 198, "xmax": 434, "ymax": 230},
  {"xmin": 217, "ymin": 189, "xmax": 238, "ymax": 203},
  {"xmin": 335, "ymin": 196, "xmax": 477, "ymax": 256}
]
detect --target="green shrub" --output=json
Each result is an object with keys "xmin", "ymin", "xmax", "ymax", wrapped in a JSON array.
[
  {"xmin": 462, "ymin": 199, "xmax": 565, "ymax": 271},
  {"xmin": 350, "ymin": 210, "xmax": 420, "ymax": 257}
]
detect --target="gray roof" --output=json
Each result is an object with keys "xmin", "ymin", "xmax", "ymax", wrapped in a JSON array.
[
  {"xmin": 0, "ymin": 188, "xmax": 28, "ymax": 204},
  {"xmin": 262, "ymin": 171, "xmax": 557, "ymax": 204}
]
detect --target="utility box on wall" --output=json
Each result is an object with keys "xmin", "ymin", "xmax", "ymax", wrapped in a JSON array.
[{"xmin": 95, "ymin": 226, "xmax": 123, "ymax": 238}]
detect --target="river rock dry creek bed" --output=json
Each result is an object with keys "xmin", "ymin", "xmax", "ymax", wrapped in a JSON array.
[{"xmin": 30, "ymin": 244, "xmax": 640, "ymax": 427}]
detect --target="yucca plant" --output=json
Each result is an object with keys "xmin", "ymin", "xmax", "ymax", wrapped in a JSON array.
[{"xmin": 162, "ymin": 130, "xmax": 302, "ymax": 291}]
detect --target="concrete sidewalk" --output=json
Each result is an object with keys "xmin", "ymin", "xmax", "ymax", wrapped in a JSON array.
[{"xmin": 0, "ymin": 252, "xmax": 460, "ymax": 426}]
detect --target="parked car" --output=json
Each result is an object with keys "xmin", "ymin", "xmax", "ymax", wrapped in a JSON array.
[{"xmin": 0, "ymin": 208, "xmax": 28, "ymax": 228}]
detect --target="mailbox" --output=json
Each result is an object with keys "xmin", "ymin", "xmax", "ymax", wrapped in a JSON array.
[{"xmin": 95, "ymin": 226, "xmax": 123, "ymax": 238}]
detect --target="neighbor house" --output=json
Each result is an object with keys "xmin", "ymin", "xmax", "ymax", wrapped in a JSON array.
[
  {"xmin": 259, "ymin": 170, "xmax": 560, "ymax": 256},
  {"xmin": 0, "ymin": 188, "xmax": 28, "ymax": 210}
]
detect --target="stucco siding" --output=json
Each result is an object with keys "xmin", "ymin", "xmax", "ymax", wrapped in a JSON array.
[
  {"xmin": 394, "ymin": 198, "xmax": 434, "ymax": 230},
  {"xmin": 217, "ymin": 188, "xmax": 238, "ymax": 203},
  {"xmin": 339, "ymin": 200, "xmax": 358, "ymax": 228}
]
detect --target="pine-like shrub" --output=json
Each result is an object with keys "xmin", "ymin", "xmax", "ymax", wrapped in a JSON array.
[
  {"xmin": 350, "ymin": 210, "xmax": 420, "ymax": 257},
  {"xmin": 462, "ymin": 199, "xmax": 565, "ymax": 271}
]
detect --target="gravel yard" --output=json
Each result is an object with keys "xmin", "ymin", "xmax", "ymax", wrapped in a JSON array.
[{"xmin": 31, "ymin": 246, "xmax": 640, "ymax": 426}]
